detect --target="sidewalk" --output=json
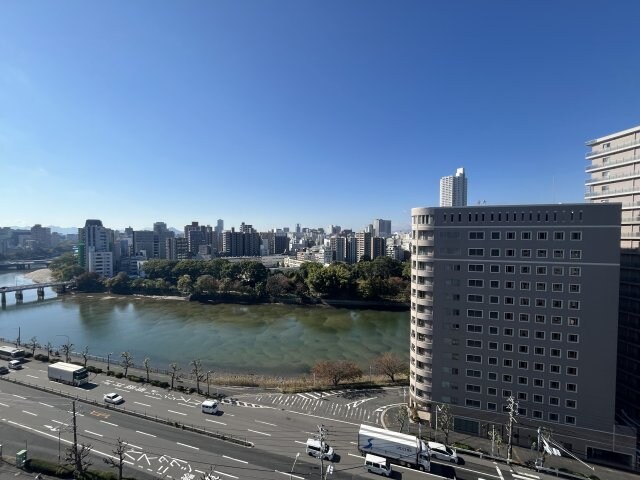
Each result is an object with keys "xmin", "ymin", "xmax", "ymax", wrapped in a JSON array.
[{"xmin": 381, "ymin": 405, "xmax": 639, "ymax": 480}]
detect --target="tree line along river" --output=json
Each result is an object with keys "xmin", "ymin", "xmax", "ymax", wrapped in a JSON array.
[{"xmin": 0, "ymin": 271, "xmax": 409, "ymax": 376}]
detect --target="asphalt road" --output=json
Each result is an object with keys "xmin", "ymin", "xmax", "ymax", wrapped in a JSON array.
[{"xmin": 0, "ymin": 361, "xmax": 576, "ymax": 480}]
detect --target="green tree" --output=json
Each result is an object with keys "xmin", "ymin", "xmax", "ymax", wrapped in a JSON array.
[
  {"xmin": 311, "ymin": 360, "xmax": 363, "ymax": 387},
  {"xmin": 195, "ymin": 275, "xmax": 218, "ymax": 295},
  {"xmin": 141, "ymin": 259, "xmax": 178, "ymax": 281},
  {"xmin": 121, "ymin": 352, "xmax": 134, "ymax": 377},
  {"xmin": 75, "ymin": 272, "xmax": 105, "ymax": 292},
  {"xmin": 265, "ymin": 273, "xmax": 294, "ymax": 297},
  {"xmin": 177, "ymin": 275, "xmax": 194, "ymax": 294},
  {"xmin": 105, "ymin": 272, "xmax": 131, "ymax": 294},
  {"xmin": 237, "ymin": 261, "xmax": 268, "ymax": 287}
]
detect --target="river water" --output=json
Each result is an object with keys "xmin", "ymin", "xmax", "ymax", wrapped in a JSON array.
[{"xmin": 0, "ymin": 271, "xmax": 409, "ymax": 375}]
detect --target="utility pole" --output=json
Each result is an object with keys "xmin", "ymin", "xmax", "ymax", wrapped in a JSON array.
[
  {"xmin": 317, "ymin": 424, "xmax": 327, "ymax": 479},
  {"xmin": 491, "ymin": 425, "xmax": 495, "ymax": 456},
  {"xmin": 506, "ymin": 396, "xmax": 518, "ymax": 465}
]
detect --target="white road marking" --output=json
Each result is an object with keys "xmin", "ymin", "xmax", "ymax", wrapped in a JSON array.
[
  {"xmin": 178, "ymin": 402, "xmax": 196, "ymax": 408},
  {"xmin": 39, "ymin": 402, "xmax": 54, "ymax": 408},
  {"xmin": 136, "ymin": 430, "xmax": 156, "ymax": 437},
  {"xmin": 214, "ymin": 471, "xmax": 238, "ymax": 479},
  {"xmin": 13, "ymin": 395, "xmax": 27, "ymax": 400},
  {"xmin": 516, "ymin": 474, "xmax": 540, "ymax": 479},
  {"xmin": 52, "ymin": 420, "xmax": 68, "ymax": 426},
  {"xmin": 248, "ymin": 429, "xmax": 271, "ymax": 436},
  {"xmin": 496, "ymin": 465, "xmax": 505, "ymax": 479},
  {"xmin": 205, "ymin": 419, "xmax": 227, "ymax": 425},
  {"xmin": 22, "ymin": 410, "xmax": 37, "ymax": 416},
  {"xmin": 294, "ymin": 441, "xmax": 306, "ymax": 445},
  {"xmin": 276, "ymin": 471, "xmax": 304, "ymax": 480},
  {"xmin": 26, "ymin": 374, "xmax": 38, "ymax": 379},
  {"xmin": 513, "ymin": 475, "xmax": 538, "ymax": 480},
  {"xmin": 125, "ymin": 442, "xmax": 143, "ymax": 450},
  {"xmin": 100, "ymin": 420, "xmax": 118, "ymax": 427},
  {"xmin": 134, "ymin": 401, "xmax": 151, "ymax": 407},
  {"xmin": 348, "ymin": 453, "xmax": 362, "ymax": 458},
  {"xmin": 85, "ymin": 430, "xmax": 103, "ymax": 437},
  {"xmin": 255, "ymin": 420, "xmax": 277, "ymax": 427},
  {"xmin": 177, "ymin": 442, "xmax": 199, "ymax": 450},
  {"xmin": 168, "ymin": 409, "xmax": 187, "ymax": 416},
  {"xmin": 223, "ymin": 455, "xmax": 248, "ymax": 464},
  {"xmin": 0, "ymin": 402, "xmax": 9, "ymax": 407}
]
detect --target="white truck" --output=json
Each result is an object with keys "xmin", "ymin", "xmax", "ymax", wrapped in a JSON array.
[
  {"xmin": 358, "ymin": 424, "xmax": 430, "ymax": 471},
  {"xmin": 48, "ymin": 362, "xmax": 89, "ymax": 386}
]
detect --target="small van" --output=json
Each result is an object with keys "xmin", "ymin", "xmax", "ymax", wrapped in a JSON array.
[
  {"xmin": 201, "ymin": 399, "xmax": 218, "ymax": 415},
  {"xmin": 8, "ymin": 360, "xmax": 22, "ymax": 370},
  {"xmin": 364, "ymin": 453, "xmax": 391, "ymax": 477},
  {"xmin": 305, "ymin": 438, "xmax": 335, "ymax": 461},
  {"xmin": 428, "ymin": 441, "xmax": 458, "ymax": 463}
]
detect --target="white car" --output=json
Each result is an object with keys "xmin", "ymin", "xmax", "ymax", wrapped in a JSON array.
[
  {"xmin": 428, "ymin": 442, "xmax": 458, "ymax": 463},
  {"xmin": 104, "ymin": 392, "xmax": 124, "ymax": 405}
]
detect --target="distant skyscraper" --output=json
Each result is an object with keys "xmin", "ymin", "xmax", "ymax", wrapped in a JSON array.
[
  {"xmin": 439, "ymin": 167, "xmax": 467, "ymax": 207},
  {"xmin": 78, "ymin": 219, "xmax": 113, "ymax": 278},
  {"xmin": 215, "ymin": 219, "xmax": 224, "ymax": 234},
  {"xmin": 373, "ymin": 219, "xmax": 391, "ymax": 238}
]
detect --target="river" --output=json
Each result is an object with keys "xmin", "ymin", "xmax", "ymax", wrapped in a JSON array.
[{"xmin": 0, "ymin": 271, "xmax": 409, "ymax": 376}]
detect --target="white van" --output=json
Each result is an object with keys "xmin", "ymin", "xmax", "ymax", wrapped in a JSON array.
[
  {"xmin": 305, "ymin": 438, "xmax": 335, "ymax": 461},
  {"xmin": 364, "ymin": 453, "xmax": 391, "ymax": 477},
  {"xmin": 428, "ymin": 441, "xmax": 458, "ymax": 463},
  {"xmin": 201, "ymin": 399, "xmax": 218, "ymax": 414},
  {"xmin": 8, "ymin": 360, "xmax": 22, "ymax": 370}
]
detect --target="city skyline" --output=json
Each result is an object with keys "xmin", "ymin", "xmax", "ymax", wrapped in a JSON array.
[{"xmin": 1, "ymin": 1, "xmax": 640, "ymax": 231}]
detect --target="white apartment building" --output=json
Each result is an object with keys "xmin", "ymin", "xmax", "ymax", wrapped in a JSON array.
[{"xmin": 439, "ymin": 167, "xmax": 468, "ymax": 207}]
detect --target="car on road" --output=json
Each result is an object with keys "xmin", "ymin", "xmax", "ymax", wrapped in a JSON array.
[
  {"xmin": 104, "ymin": 392, "xmax": 124, "ymax": 405},
  {"xmin": 8, "ymin": 360, "xmax": 22, "ymax": 370},
  {"xmin": 0, "ymin": 366, "xmax": 9, "ymax": 375},
  {"xmin": 306, "ymin": 438, "xmax": 335, "ymax": 461},
  {"xmin": 428, "ymin": 442, "xmax": 458, "ymax": 463},
  {"xmin": 201, "ymin": 399, "xmax": 219, "ymax": 414}
]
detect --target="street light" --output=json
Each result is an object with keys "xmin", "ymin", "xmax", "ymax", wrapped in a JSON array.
[
  {"xmin": 107, "ymin": 352, "xmax": 113, "ymax": 373},
  {"xmin": 289, "ymin": 452, "xmax": 300, "ymax": 479}
]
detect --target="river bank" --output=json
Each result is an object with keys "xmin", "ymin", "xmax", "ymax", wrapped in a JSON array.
[{"xmin": 23, "ymin": 268, "xmax": 53, "ymax": 283}]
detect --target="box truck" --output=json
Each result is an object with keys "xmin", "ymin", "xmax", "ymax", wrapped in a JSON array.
[
  {"xmin": 358, "ymin": 424, "xmax": 430, "ymax": 471},
  {"xmin": 48, "ymin": 362, "xmax": 89, "ymax": 386}
]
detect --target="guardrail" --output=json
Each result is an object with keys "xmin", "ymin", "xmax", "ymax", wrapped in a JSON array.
[{"xmin": 0, "ymin": 375, "xmax": 254, "ymax": 449}]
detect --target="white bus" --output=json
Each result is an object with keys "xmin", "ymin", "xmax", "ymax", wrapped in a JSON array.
[{"xmin": 0, "ymin": 345, "xmax": 25, "ymax": 361}]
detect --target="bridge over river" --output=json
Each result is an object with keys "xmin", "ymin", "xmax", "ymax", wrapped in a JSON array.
[{"xmin": 0, "ymin": 281, "xmax": 74, "ymax": 306}]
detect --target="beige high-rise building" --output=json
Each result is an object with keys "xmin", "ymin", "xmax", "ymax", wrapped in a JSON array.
[{"xmin": 585, "ymin": 125, "xmax": 640, "ymax": 247}]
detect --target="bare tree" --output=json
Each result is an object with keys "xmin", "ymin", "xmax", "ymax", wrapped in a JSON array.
[
  {"xmin": 28, "ymin": 336, "xmax": 38, "ymax": 357},
  {"xmin": 81, "ymin": 345, "xmax": 89, "ymax": 367},
  {"xmin": 487, "ymin": 424, "xmax": 503, "ymax": 456},
  {"xmin": 396, "ymin": 406, "xmax": 409, "ymax": 433},
  {"xmin": 437, "ymin": 404, "xmax": 454, "ymax": 445},
  {"xmin": 46, "ymin": 341, "xmax": 52, "ymax": 362},
  {"xmin": 169, "ymin": 362, "xmax": 181, "ymax": 390},
  {"xmin": 104, "ymin": 437, "xmax": 127, "ymax": 480},
  {"xmin": 121, "ymin": 352, "xmax": 134, "ymax": 377},
  {"xmin": 144, "ymin": 357, "xmax": 151, "ymax": 383},
  {"xmin": 311, "ymin": 360, "xmax": 363, "ymax": 387},
  {"xmin": 62, "ymin": 341, "xmax": 74, "ymax": 363},
  {"xmin": 191, "ymin": 359, "xmax": 205, "ymax": 394},
  {"xmin": 373, "ymin": 352, "xmax": 406, "ymax": 382},
  {"xmin": 65, "ymin": 442, "xmax": 92, "ymax": 478}
]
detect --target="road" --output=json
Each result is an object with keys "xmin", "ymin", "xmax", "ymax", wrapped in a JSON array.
[{"xmin": 0, "ymin": 360, "xmax": 576, "ymax": 480}]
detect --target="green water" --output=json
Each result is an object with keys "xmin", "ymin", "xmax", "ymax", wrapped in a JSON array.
[{"xmin": 0, "ymin": 272, "xmax": 409, "ymax": 375}]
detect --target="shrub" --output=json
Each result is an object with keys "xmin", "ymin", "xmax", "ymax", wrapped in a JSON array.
[
  {"xmin": 127, "ymin": 375, "xmax": 143, "ymax": 383},
  {"xmin": 115, "ymin": 372, "xmax": 124, "ymax": 379},
  {"xmin": 86, "ymin": 366, "xmax": 103, "ymax": 374},
  {"xmin": 34, "ymin": 353, "xmax": 49, "ymax": 362},
  {"xmin": 106, "ymin": 370, "xmax": 115, "ymax": 376},
  {"xmin": 25, "ymin": 458, "xmax": 73, "ymax": 477}
]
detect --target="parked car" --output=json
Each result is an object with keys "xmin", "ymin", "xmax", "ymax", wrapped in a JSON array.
[
  {"xmin": 0, "ymin": 366, "xmax": 9, "ymax": 375},
  {"xmin": 428, "ymin": 442, "xmax": 458, "ymax": 463},
  {"xmin": 104, "ymin": 392, "xmax": 124, "ymax": 405}
]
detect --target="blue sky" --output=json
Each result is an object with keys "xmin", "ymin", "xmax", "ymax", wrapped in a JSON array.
[{"xmin": 1, "ymin": 1, "xmax": 639, "ymax": 233}]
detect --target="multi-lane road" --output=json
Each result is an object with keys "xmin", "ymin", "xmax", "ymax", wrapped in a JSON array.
[{"xmin": 0, "ymin": 360, "xmax": 562, "ymax": 480}]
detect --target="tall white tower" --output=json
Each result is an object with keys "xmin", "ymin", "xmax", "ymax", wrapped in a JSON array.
[{"xmin": 439, "ymin": 167, "xmax": 467, "ymax": 207}]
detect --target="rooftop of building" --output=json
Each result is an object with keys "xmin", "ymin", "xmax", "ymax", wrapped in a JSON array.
[{"xmin": 585, "ymin": 125, "xmax": 640, "ymax": 146}]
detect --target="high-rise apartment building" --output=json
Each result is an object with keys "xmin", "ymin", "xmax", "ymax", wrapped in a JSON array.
[
  {"xmin": 373, "ymin": 219, "xmax": 392, "ymax": 238},
  {"xmin": 439, "ymin": 167, "xmax": 467, "ymax": 207},
  {"xmin": 78, "ymin": 219, "xmax": 113, "ymax": 278},
  {"xmin": 585, "ymin": 125, "xmax": 640, "ymax": 248},
  {"xmin": 30, "ymin": 224, "xmax": 51, "ymax": 248},
  {"xmin": 410, "ymin": 204, "xmax": 636, "ymax": 467},
  {"xmin": 356, "ymin": 231, "xmax": 371, "ymax": 262}
]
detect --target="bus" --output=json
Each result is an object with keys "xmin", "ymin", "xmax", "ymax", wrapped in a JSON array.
[{"xmin": 0, "ymin": 345, "xmax": 26, "ymax": 361}]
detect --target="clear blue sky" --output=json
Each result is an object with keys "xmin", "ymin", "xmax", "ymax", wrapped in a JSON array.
[{"xmin": 1, "ymin": 1, "xmax": 639, "ymax": 233}]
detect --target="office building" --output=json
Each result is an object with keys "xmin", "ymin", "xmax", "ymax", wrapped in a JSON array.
[
  {"xmin": 585, "ymin": 125, "xmax": 640, "ymax": 248},
  {"xmin": 356, "ymin": 231, "xmax": 371, "ymax": 262},
  {"xmin": 410, "ymin": 203, "xmax": 636, "ymax": 467},
  {"xmin": 619, "ymin": 250, "xmax": 640, "ymax": 426},
  {"xmin": 373, "ymin": 219, "xmax": 392, "ymax": 238},
  {"xmin": 30, "ymin": 224, "xmax": 51, "ymax": 248},
  {"xmin": 440, "ymin": 167, "xmax": 468, "ymax": 207},
  {"xmin": 78, "ymin": 219, "xmax": 113, "ymax": 278},
  {"xmin": 371, "ymin": 236, "xmax": 386, "ymax": 259}
]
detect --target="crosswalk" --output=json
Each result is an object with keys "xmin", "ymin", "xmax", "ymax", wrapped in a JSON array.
[{"xmin": 479, "ymin": 467, "xmax": 541, "ymax": 480}]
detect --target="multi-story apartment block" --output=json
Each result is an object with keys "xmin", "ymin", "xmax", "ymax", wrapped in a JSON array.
[
  {"xmin": 439, "ymin": 167, "xmax": 468, "ymax": 207},
  {"xmin": 371, "ymin": 236, "xmax": 386, "ymax": 260},
  {"xmin": 356, "ymin": 231, "xmax": 371, "ymax": 262},
  {"xmin": 410, "ymin": 203, "xmax": 636, "ymax": 468},
  {"xmin": 330, "ymin": 236, "xmax": 347, "ymax": 262},
  {"xmin": 619, "ymin": 249, "xmax": 640, "ymax": 426},
  {"xmin": 30, "ymin": 224, "xmax": 51, "ymax": 248},
  {"xmin": 78, "ymin": 219, "xmax": 113, "ymax": 278},
  {"xmin": 585, "ymin": 125, "xmax": 640, "ymax": 248},
  {"xmin": 133, "ymin": 230, "xmax": 156, "ymax": 259}
]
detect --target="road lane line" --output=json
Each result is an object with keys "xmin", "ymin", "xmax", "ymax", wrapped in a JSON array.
[
  {"xmin": 85, "ymin": 430, "xmax": 103, "ymax": 437},
  {"xmin": 26, "ymin": 374, "xmax": 38, "ymax": 379},
  {"xmin": 178, "ymin": 403, "xmax": 196, "ymax": 408},
  {"xmin": 255, "ymin": 420, "xmax": 277, "ymax": 427},
  {"xmin": 223, "ymin": 455, "xmax": 248, "ymax": 464},
  {"xmin": 134, "ymin": 401, "xmax": 151, "ymax": 407},
  {"xmin": 100, "ymin": 420, "xmax": 118, "ymax": 427},
  {"xmin": 177, "ymin": 442, "xmax": 199, "ymax": 450},
  {"xmin": 125, "ymin": 443, "xmax": 143, "ymax": 450},
  {"xmin": 13, "ymin": 395, "xmax": 26, "ymax": 400},
  {"xmin": 0, "ymin": 402, "xmax": 9, "ymax": 407},
  {"xmin": 294, "ymin": 441, "xmax": 306, "ymax": 445},
  {"xmin": 247, "ymin": 429, "xmax": 271, "ymax": 436},
  {"xmin": 39, "ymin": 402, "xmax": 54, "ymax": 408},
  {"xmin": 136, "ymin": 430, "xmax": 156, "ymax": 437},
  {"xmin": 496, "ymin": 465, "xmax": 505, "ymax": 479},
  {"xmin": 348, "ymin": 453, "xmax": 362, "ymax": 458},
  {"xmin": 276, "ymin": 471, "xmax": 304, "ymax": 480},
  {"xmin": 205, "ymin": 419, "xmax": 227, "ymax": 425},
  {"xmin": 168, "ymin": 409, "xmax": 187, "ymax": 416},
  {"xmin": 214, "ymin": 471, "xmax": 238, "ymax": 479},
  {"xmin": 22, "ymin": 410, "xmax": 37, "ymax": 416},
  {"xmin": 52, "ymin": 420, "xmax": 68, "ymax": 426}
]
